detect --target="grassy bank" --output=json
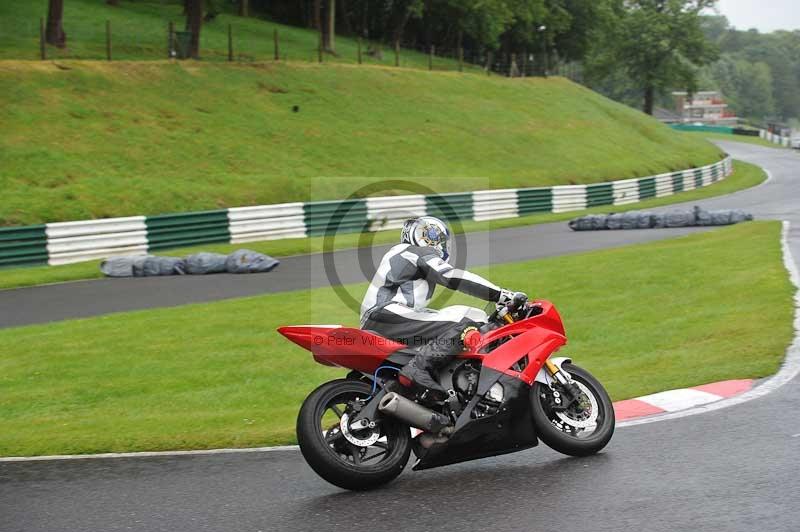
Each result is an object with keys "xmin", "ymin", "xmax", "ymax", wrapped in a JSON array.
[
  {"xmin": 0, "ymin": 221, "xmax": 792, "ymax": 457},
  {"xmin": 0, "ymin": 160, "xmax": 766, "ymax": 290},
  {"xmin": 0, "ymin": 58, "xmax": 722, "ymax": 226}
]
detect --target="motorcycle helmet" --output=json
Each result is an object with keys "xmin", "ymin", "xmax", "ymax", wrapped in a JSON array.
[{"xmin": 401, "ymin": 216, "xmax": 451, "ymax": 261}]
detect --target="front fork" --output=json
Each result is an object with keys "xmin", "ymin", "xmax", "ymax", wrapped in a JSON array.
[{"xmin": 543, "ymin": 358, "xmax": 582, "ymax": 410}]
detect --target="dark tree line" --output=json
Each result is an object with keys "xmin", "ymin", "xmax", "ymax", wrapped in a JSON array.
[
  {"xmin": 249, "ymin": 0, "xmax": 607, "ymax": 63},
  {"xmin": 44, "ymin": 1, "xmax": 728, "ymax": 119},
  {"xmin": 700, "ymin": 16, "xmax": 800, "ymax": 122},
  {"xmin": 585, "ymin": 0, "xmax": 719, "ymax": 115}
]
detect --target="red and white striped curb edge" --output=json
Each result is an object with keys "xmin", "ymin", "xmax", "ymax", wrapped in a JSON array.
[{"xmin": 612, "ymin": 379, "xmax": 754, "ymax": 421}]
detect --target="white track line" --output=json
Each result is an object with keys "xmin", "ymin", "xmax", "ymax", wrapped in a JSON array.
[
  {"xmin": 3, "ymin": 221, "xmax": 797, "ymax": 462},
  {"xmin": 0, "ymin": 445, "xmax": 301, "ymax": 462}
]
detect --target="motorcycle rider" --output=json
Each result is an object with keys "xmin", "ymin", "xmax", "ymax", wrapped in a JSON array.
[{"xmin": 360, "ymin": 215, "xmax": 518, "ymax": 400}]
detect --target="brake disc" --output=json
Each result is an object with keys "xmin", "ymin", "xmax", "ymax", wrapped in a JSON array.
[
  {"xmin": 555, "ymin": 381, "xmax": 599, "ymax": 430},
  {"xmin": 340, "ymin": 412, "xmax": 380, "ymax": 447}
]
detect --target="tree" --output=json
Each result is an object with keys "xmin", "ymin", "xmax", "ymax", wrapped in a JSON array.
[
  {"xmin": 706, "ymin": 25, "xmax": 800, "ymax": 121},
  {"xmin": 313, "ymin": 0, "xmax": 322, "ymax": 31},
  {"xmin": 185, "ymin": 0, "xmax": 204, "ymax": 59},
  {"xmin": 250, "ymin": 0, "xmax": 611, "ymax": 69},
  {"xmin": 390, "ymin": 0, "xmax": 424, "ymax": 49},
  {"xmin": 326, "ymin": 0, "xmax": 336, "ymax": 52},
  {"xmin": 708, "ymin": 56, "xmax": 775, "ymax": 119},
  {"xmin": 588, "ymin": 0, "xmax": 719, "ymax": 115},
  {"xmin": 46, "ymin": 0, "xmax": 67, "ymax": 48},
  {"xmin": 239, "ymin": 0, "xmax": 249, "ymax": 17}
]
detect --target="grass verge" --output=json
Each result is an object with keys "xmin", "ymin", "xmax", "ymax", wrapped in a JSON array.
[
  {"xmin": 0, "ymin": 160, "xmax": 766, "ymax": 290},
  {"xmin": 0, "ymin": 58, "xmax": 722, "ymax": 226},
  {"xmin": 0, "ymin": 221, "xmax": 792, "ymax": 456}
]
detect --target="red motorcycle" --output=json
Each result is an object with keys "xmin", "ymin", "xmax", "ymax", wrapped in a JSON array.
[{"xmin": 278, "ymin": 296, "xmax": 614, "ymax": 490}]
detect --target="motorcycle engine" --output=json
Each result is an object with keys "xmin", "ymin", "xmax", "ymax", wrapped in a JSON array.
[
  {"xmin": 452, "ymin": 361, "xmax": 480, "ymax": 401},
  {"xmin": 450, "ymin": 361, "xmax": 504, "ymax": 419}
]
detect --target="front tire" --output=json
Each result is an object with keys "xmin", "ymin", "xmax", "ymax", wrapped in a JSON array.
[
  {"xmin": 531, "ymin": 363, "xmax": 614, "ymax": 457},
  {"xmin": 296, "ymin": 379, "xmax": 411, "ymax": 490}
]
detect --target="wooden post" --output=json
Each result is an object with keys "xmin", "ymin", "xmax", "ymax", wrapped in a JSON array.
[
  {"xmin": 394, "ymin": 41, "xmax": 399, "ymax": 67},
  {"xmin": 458, "ymin": 47, "xmax": 463, "ymax": 72},
  {"xmin": 227, "ymin": 24, "xmax": 233, "ymax": 62},
  {"xmin": 106, "ymin": 20, "xmax": 112, "ymax": 61},
  {"xmin": 318, "ymin": 31, "xmax": 323, "ymax": 62},
  {"xmin": 357, "ymin": 37, "xmax": 362, "ymax": 64},
  {"xmin": 167, "ymin": 21, "xmax": 174, "ymax": 59},
  {"xmin": 543, "ymin": 48, "xmax": 548, "ymax": 78},
  {"xmin": 273, "ymin": 29, "xmax": 279, "ymax": 60},
  {"xmin": 521, "ymin": 50, "xmax": 527, "ymax": 77},
  {"xmin": 486, "ymin": 51, "xmax": 492, "ymax": 76},
  {"xmin": 40, "ymin": 17, "xmax": 46, "ymax": 60},
  {"xmin": 428, "ymin": 45, "xmax": 434, "ymax": 70},
  {"xmin": 509, "ymin": 53, "xmax": 514, "ymax": 77}
]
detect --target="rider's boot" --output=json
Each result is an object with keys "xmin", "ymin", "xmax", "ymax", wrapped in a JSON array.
[{"xmin": 398, "ymin": 349, "xmax": 448, "ymax": 402}]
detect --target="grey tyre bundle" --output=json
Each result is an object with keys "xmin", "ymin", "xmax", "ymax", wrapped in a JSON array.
[
  {"xmin": 568, "ymin": 206, "xmax": 753, "ymax": 231},
  {"xmin": 101, "ymin": 249, "xmax": 280, "ymax": 278},
  {"xmin": 225, "ymin": 249, "xmax": 280, "ymax": 274},
  {"xmin": 185, "ymin": 252, "xmax": 228, "ymax": 275}
]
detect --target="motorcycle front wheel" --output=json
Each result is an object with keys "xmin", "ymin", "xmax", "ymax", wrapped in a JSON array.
[
  {"xmin": 531, "ymin": 363, "xmax": 615, "ymax": 457},
  {"xmin": 296, "ymin": 379, "xmax": 411, "ymax": 490}
]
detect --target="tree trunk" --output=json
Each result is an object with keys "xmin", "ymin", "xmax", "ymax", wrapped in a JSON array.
[
  {"xmin": 326, "ymin": 0, "xmax": 335, "ymax": 52},
  {"xmin": 186, "ymin": 0, "xmax": 203, "ymax": 59},
  {"xmin": 392, "ymin": 1, "xmax": 413, "ymax": 49},
  {"xmin": 46, "ymin": 0, "xmax": 67, "ymax": 48},
  {"xmin": 313, "ymin": 0, "xmax": 322, "ymax": 30},
  {"xmin": 338, "ymin": 0, "xmax": 352, "ymax": 35},
  {"xmin": 239, "ymin": 0, "xmax": 248, "ymax": 17},
  {"xmin": 423, "ymin": 0, "xmax": 432, "ymax": 50},
  {"xmin": 643, "ymin": 84, "xmax": 655, "ymax": 115},
  {"xmin": 361, "ymin": 0, "xmax": 368, "ymax": 37}
]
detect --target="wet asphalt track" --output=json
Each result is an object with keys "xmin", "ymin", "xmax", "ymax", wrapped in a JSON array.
[
  {"xmin": 0, "ymin": 222, "xmax": 713, "ymax": 329},
  {"xmin": 1, "ymin": 142, "xmax": 799, "ymax": 531}
]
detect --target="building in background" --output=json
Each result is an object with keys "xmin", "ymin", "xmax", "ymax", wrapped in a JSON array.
[{"xmin": 672, "ymin": 91, "xmax": 738, "ymax": 125}]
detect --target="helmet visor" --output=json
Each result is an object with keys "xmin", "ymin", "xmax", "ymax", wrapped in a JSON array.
[{"xmin": 421, "ymin": 223, "xmax": 449, "ymax": 261}]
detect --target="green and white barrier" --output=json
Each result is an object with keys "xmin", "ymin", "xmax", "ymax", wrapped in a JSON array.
[
  {"xmin": 0, "ymin": 156, "xmax": 733, "ymax": 268},
  {"xmin": 760, "ymin": 129, "xmax": 792, "ymax": 148}
]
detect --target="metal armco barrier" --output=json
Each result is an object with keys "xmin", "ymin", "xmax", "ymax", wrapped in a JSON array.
[
  {"xmin": 0, "ymin": 225, "xmax": 48, "ymax": 267},
  {"xmin": 146, "ymin": 210, "xmax": 231, "ymax": 251},
  {"xmin": 228, "ymin": 203, "xmax": 306, "ymax": 244},
  {"xmin": 0, "ymin": 156, "xmax": 733, "ymax": 267},
  {"xmin": 46, "ymin": 217, "xmax": 148, "ymax": 266},
  {"xmin": 760, "ymin": 129, "xmax": 792, "ymax": 148}
]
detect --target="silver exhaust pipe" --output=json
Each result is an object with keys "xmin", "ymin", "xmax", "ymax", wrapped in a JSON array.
[{"xmin": 378, "ymin": 392, "xmax": 451, "ymax": 432}]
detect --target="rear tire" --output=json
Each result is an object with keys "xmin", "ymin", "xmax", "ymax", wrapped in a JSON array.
[
  {"xmin": 297, "ymin": 379, "xmax": 411, "ymax": 490},
  {"xmin": 531, "ymin": 363, "xmax": 614, "ymax": 457}
]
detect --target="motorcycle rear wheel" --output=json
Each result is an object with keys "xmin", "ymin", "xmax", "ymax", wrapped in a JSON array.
[
  {"xmin": 296, "ymin": 379, "xmax": 411, "ymax": 490},
  {"xmin": 531, "ymin": 363, "xmax": 615, "ymax": 457}
]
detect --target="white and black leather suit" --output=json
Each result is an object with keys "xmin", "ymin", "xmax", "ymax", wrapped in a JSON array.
[{"xmin": 360, "ymin": 242, "xmax": 504, "ymax": 391}]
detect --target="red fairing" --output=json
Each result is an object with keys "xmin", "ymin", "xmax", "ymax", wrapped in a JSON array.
[
  {"xmin": 277, "ymin": 300, "xmax": 568, "ymax": 384},
  {"xmin": 277, "ymin": 326, "xmax": 407, "ymax": 374},
  {"xmin": 474, "ymin": 300, "xmax": 567, "ymax": 385},
  {"xmin": 482, "ymin": 328, "xmax": 566, "ymax": 385}
]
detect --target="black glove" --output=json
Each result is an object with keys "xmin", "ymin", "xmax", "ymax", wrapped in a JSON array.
[
  {"xmin": 497, "ymin": 289, "xmax": 515, "ymax": 305},
  {"xmin": 498, "ymin": 290, "xmax": 528, "ymax": 306}
]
